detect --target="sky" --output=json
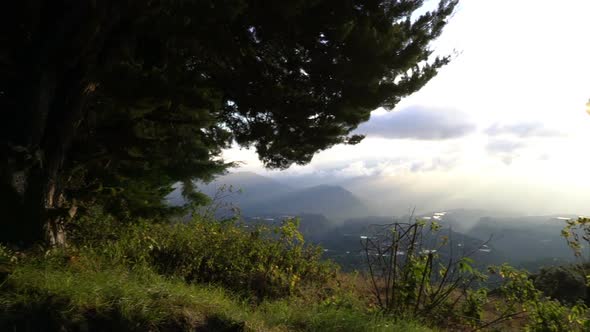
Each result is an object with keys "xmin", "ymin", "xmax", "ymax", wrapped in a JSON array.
[{"xmin": 221, "ymin": 0, "xmax": 590, "ymax": 216}]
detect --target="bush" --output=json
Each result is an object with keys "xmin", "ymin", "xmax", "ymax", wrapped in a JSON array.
[
  {"xmin": 487, "ymin": 264, "xmax": 590, "ymax": 332},
  {"xmin": 0, "ymin": 244, "xmax": 18, "ymax": 284},
  {"xmin": 525, "ymin": 299, "xmax": 590, "ymax": 332},
  {"xmin": 361, "ymin": 219, "xmax": 487, "ymax": 326},
  {"xmin": 0, "ymin": 244, "xmax": 14, "ymax": 266},
  {"xmin": 69, "ymin": 207, "xmax": 336, "ymax": 299},
  {"xmin": 533, "ymin": 265, "xmax": 588, "ymax": 305},
  {"xmin": 359, "ymin": 220, "xmax": 590, "ymax": 331}
]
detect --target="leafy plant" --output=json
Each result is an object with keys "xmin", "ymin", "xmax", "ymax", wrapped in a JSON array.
[
  {"xmin": 0, "ymin": 244, "xmax": 15, "ymax": 266},
  {"xmin": 562, "ymin": 217, "xmax": 590, "ymax": 261},
  {"xmin": 487, "ymin": 264, "xmax": 590, "ymax": 332},
  {"xmin": 69, "ymin": 208, "xmax": 335, "ymax": 300},
  {"xmin": 525, "ymin": 299, "xmax": 589, "ymax": 332},
  {"xmin": 460, "ymin": 288, "xmax": 488, "ymax": 326},
  {"xmin": 188, "ymin": 183, "xmax": 242, "ymax": 221},
  {"xmin": 0, "ymin": 244, "xmax": 17, "ymax": 283},
  {"xmin": 533, "ymin": 265, "xmax": 588, "ymax": 305},
  {"xmin": 361, "ymin": 218, "xmax": 487, "ymax": 325}
]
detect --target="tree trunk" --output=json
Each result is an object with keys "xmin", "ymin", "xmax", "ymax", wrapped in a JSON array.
[
  {"xmin": 44, "ymin": 181, "xmax": 65, "ymax": 246},
  {"xmin": 1, "ymin": 68, "xmax": 88, "ymax": 247},
  {"xmin": 0, "ymin": 1, "xmax": 124, "ymax": 247},
  {"xmin": 39, "ymin": 72, "xmax": 93, "ymax": 247}
]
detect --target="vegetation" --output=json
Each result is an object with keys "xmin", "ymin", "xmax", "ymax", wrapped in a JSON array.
[
  {"xmin": 361, "ymin": 220, "xmax": 484, "ymax": 322},
  {"xmin": 69, "ymin": 208, "xmax": 334, "ymax": 300},
  {"xmin": 0, "ymin": 213, "xmax": 434, "ymax": 331},
  {"xmin": 533, "ymin": 264, "xmax": 589, "ymax": 305},
  {"xmin": 1, "ymin": 1, "xmax": 588, "ymax": 331},
  {"xmin": 1, "ymin": 255, "xmax": 432, "ymax": 331},
  {"xmin": 360, "ymin": 218, "xmax": 590, "ymax": 331},
  {"xmin": 0, "ymin": 0, "xmax": 457, "ymax": 246},
  {"xmin": 3, "ymin": 210, "xmax": 590, "ymax": 331}
]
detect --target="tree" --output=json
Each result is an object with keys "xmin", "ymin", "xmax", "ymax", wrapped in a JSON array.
[{"xmin": 0, "ymin": 0, "xmax": 458, "ymax": 246}]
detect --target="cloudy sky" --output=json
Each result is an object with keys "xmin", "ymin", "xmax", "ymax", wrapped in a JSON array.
[{"xmin": 222, "ymin": 0, "xmax": 590, "ymax": 215}]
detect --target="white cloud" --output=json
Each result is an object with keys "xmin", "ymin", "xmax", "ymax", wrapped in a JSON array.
[
  {"xmin": 355, "ymin": 106, "xmax": 476, "ymax": 140},
  {"xmin": 332, "ymin": 161, "xmax": 377, "ymax": 178},
  {"xmin": 485, "ymin": 122, "xmax": 565, "ymax": 138},
  {"xmin": 485, "ymin": 139, "xmax": 525, "ymax": 154},
  {"xmin": 220, "ymin": 0, "xmax": 590, "ymax": 216}
]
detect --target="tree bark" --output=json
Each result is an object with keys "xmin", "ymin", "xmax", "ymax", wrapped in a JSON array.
[
  {"xmin": 40, "ymin": 75, "xmax": 90, "ymax": 247},
  {"xmin": 1, "ymin": 1, "xmax": 125, "ymax": 247},
  {"xmin": 44, "ymin": 181, "xmax": 68, "ymax": 247},
  {"xmin": 0, "ymin": 62, "xmax": 94, "ymax": 247},
  {"xmin": 10, "ymin": 71, "xmax": 81, "ymax": 247}
]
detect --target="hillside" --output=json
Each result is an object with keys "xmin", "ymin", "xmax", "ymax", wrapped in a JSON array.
[
  {"xmin": 464, "ymin": 215, "xmax": 576, "ymax": 264},
  {"xmin": 252, "ymin": 185, "xmax": 369, "ymax": 220},
  {"xmin": 166, "ymin": 171, "xmax": 293, "ymax": 208},
  {"xmin": 169, "ymin": 173, "xmax": 370, "ymax": 220}
]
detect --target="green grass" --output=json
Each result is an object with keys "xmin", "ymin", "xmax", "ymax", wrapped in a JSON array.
[
  {"xmin": 0, "ymin": 259, "xmax": 253, "ymax": 331},
  {"xmin": 257, "ymin": 299, "xmax": 432, "ymax": 332},
  {"xmin": 0, "ymin": 215, "xmax": 434, "ymax": 331},
  {"xmin": 0, "ymin": 255, "xmax": 433, "ymax": 331}
]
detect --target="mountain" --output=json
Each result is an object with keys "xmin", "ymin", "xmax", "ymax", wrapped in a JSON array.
[
  {"xmin": 167, "ymin": 172, "xmax": 368, "ymax": 220},
  {"xmin": 166, "ymin": 171, "xmax": 293, "ymax": 208},
  {"xmin": 463, "ymin": 215, "xmax": 576, "ymax": 264},
  {"xmin": 167, "ymin": 170, "xmax": 579, "ymax": 271},
  {"xmin": 252, "ymin": 185, "xmax": 369, "ymax": 220},
  {"xmin": 430, "ymin": 209, "xmax": 512, "ymax": 233},
  {"xmin": 198, "ymin": 172, "xmax": 294, "ymax": 206}
]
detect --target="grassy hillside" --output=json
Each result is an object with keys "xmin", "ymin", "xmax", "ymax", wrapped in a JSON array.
[
  {"xmin": 2, "ymin": 210, "xmax": 589, "ymax": 331},
  {"xmin": 0, "ymin": 258, "xmax": 430, "ymax": 332},
  {"xmin": 0, "ymin": 210, "xmax": 431, "ymax": 332}
]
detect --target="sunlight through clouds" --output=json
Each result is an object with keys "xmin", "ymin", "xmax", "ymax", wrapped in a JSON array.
[{"xmin": 222, "ymin": 0, "xmax": 590, "ymax": 216}]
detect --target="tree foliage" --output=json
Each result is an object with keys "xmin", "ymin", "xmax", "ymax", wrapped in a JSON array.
[{"xmin": 0, "ymin": 0, "xmax": 457, "ymax": 245}]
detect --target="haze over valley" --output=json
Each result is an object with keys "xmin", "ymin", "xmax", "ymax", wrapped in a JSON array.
[{"xmin": 169, "ymin": 171, "xmax": 580, "ymax": 270}]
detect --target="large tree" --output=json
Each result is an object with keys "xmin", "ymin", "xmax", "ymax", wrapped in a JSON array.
[{"xmin": 0, "ymin": 0, "xmax": 457, "ymax": 246}]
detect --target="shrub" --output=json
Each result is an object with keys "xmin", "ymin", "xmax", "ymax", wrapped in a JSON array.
[
  {"xmin": 0, "ymin": 244, "xmax": 16, "ymax": 283},
  {"xmin": 460, "ymin": 288, "xmax": 488, "ymax": 325},
  {"xmin": 533, "ymin": 265, "xmax": 588, "ymax": 305},
  {"xmin": 488, "ymin": 264, "xmax": 590, "ymax": 332},
  {"xmin": 0, "ymin": 244, "xmax": 15, "ymax": 266},
  {"xmin": 525, "ymin": 300, "xmax": 590, "ymax": 332},
  {"xmin": 359, "ymin": 220, "xmax": 590, "ymax": 330},
  {"xmin": 69, "ymin": 207, "xmax": 336, "ymax": 299},
  {"xmin": 361, "ymin": 219, "xmax": 487, "ymax": 326}
]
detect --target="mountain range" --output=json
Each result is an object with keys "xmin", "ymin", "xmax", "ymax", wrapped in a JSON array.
[
  {"xmin": 167, "ymin": 171, "xmax": 580, "ymax": 269},
  {"xmin": 167, "ymin": 172, "xmax": 369, "ymax": 220}
]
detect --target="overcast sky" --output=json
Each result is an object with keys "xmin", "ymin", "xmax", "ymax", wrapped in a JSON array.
[{"xmin": 222, "ymin": 0, "xmax": 590, "ymax": 215}]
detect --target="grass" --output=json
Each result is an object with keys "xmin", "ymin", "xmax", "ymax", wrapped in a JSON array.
[
  {"xmin": 1, "ymin": 258, "xmax": 252, "ymax": 331},
  {"xmin": 0, "ymin": 253, "xmax": 434, "ymax": 331},
  {"xmin": 257, "ymin": 299, "xmax": 431, "ymax": 332},
  {"xmin": 2, "ymin": 210, "xmax": 588, "ymax": 331}
]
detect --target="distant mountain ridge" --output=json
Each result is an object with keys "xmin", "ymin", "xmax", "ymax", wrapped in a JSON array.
[
  {"xmin": 253, "ymin": 184, "xmax": 369, "ymax": 220},
  {"xmin": 167, "ymin": 174, "xmax": 580, "ymax": 269},
  {"xmin": 198, "ymin": 172, "xmax": 294, "ymax": 206},
  {"xmin": 168, "ymin": 172, "xmax": 369, "ymax": 220}
]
